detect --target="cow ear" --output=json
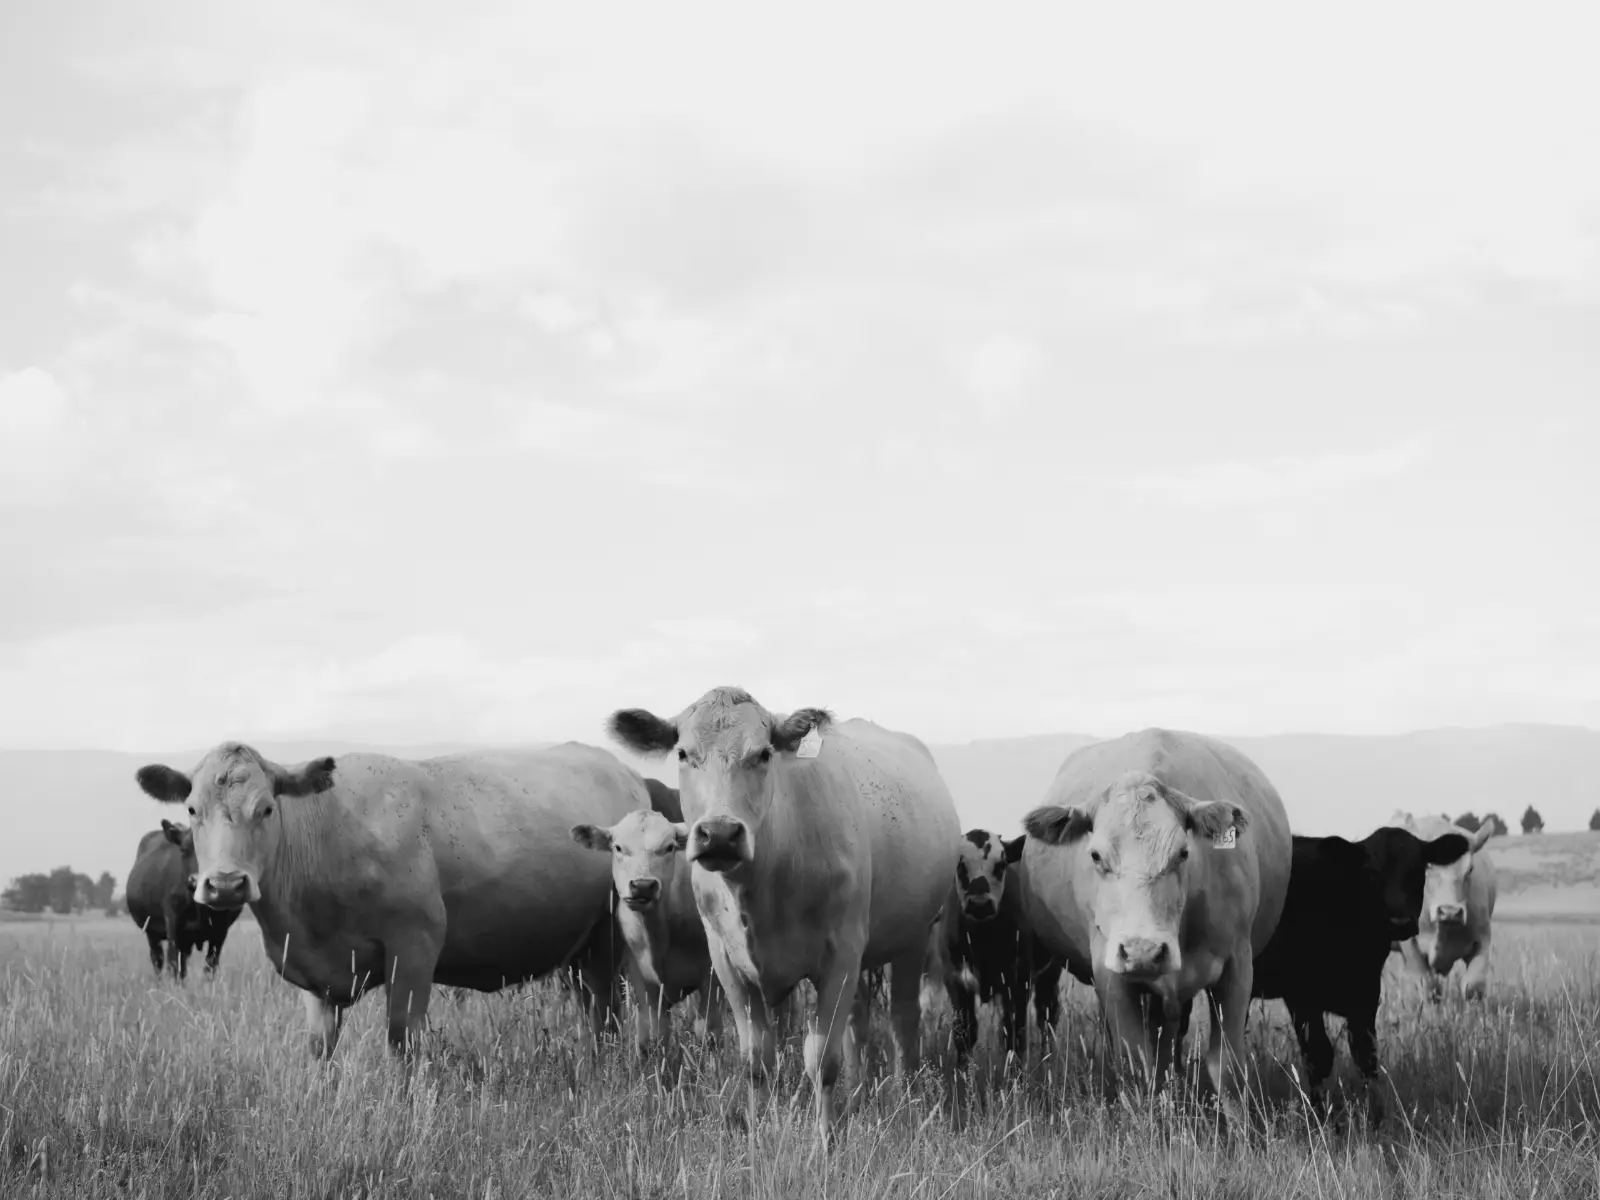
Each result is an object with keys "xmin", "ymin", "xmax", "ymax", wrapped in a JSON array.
[
  {"xmin": 608, "ymin": 709, "xmax": 680, "ymax": 757},
  {"xmin": 273, "ymin": 756, "xmax": 336, "ymax": 797},
  {"xmin": 670, "ymin": 822, "xmax": 690, "ymax": 852},
  {"xmin": 1023, "ymin": 804, "xmax": 1093, "ymax": 846},
  {"xmin": 1467, "ymin": 824, "xmax": 1493, "ymax": 853},
  {"xmin": 771, "ymin": 707, "xmax": 833, "ymax": 753},
  {"xmin": 1186, "ymin": 799, "xmax": 1248, "ymax": 841},
  {"xmin": 1425, "ymin": 832, "xmax": 1470, "ymax": 866},
  {"xmin": 161, "ymin": 819, "xmax": 185, "ymax": 845},
  {"xmin": 570, "ymin": 824, "xmax": 614, "ymax": 853},
  {"xmin": 1003, "ymin": 835, "xmax": 1026, "ymax": 864},
  {"xmin": 136, "ymin": 765, "xmax": 192, "ymax": 804}
]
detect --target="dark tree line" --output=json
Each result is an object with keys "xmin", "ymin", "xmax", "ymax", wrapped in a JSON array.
[{"xmin": 2, "ymin": 868, "xmax": 117, "ymax": 915}]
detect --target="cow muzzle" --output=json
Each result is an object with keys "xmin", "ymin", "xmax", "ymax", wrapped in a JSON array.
[
  {"xmin": 1433, "ymin": 903, "xmax": 1467, "ymax": 926},
  {"xmin": 688, "ymin": 817, "xmax": 752, "ymax": 872},
  {"xmin": 1108, "ymin": 936, "xmax": 1178, "ymax": 979},
  {"xmin": 625, "ymin": 877, "xmax": 662, "ymax": 910},
  {"xmin": 961, "ymin": 898, "xmax": 998, "ymax": 922},
  {"xmin": 199, "ymin": 871, "xmax": 251, "ymax": 910}
]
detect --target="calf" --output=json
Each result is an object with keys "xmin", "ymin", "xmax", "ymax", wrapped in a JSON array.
[
  {"xmin": 125, "ymin": 820, "xmax": 241, "ymax": 979},
  {"xmin": 1246, "ymin": 825, "xmax": 1471, "ymax": 1114},
  {"xmin": 571, "ymin": 810, "xmax": 722, "ymax": 1046},
  {"xmin": 935, "ymin": 830, "xmax": 1072, "ymax": 1064}
]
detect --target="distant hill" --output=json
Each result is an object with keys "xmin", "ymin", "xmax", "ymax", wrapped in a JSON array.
[{"xmin": 5, "ymin": 724, "xmax": 1600, "ymax": 916}]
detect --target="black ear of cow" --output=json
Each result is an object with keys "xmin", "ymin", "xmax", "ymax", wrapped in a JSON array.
[
  {"xmin": 608, "ymin": 709, "xmax": 680, "ymax": 756},
  {"xmin": 1425, "ymin": 831, "xmax": 1471, "ymax": 866},
  {"xmin": 160, "ymin": 819, "xmax": 185, "ymax": 845},
  {"xmin": 772, "ymin": 708, "xmax": 833, "ymax": 753},
  {"xmin": 273, "ymin": 756, "xmax": 336, "ymax": 797},
  {"xmin": 136, "ymin": 765, "xmax": 192, "ymax": 803},
  {"xmin": 1003, "ymin": 835, "xmax": 1026, "ymax": 864}
]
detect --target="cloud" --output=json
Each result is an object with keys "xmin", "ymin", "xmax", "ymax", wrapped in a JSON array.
[
  {"xmin": 1130, "ymin": 437, "xmax": 1433, "ymax": 510},
  {"xmin": 958, "ymin": 334, "xmax": 1043, "ymax": 420}
]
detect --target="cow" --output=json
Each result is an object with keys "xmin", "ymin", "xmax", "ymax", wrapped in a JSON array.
[
  {"xmin": 125, "ymin": 819, "xmax": 241, "ymax": 979},
  {"xmin": 1177, "ymin": 824, "xmax": 1472, "ymax": 1121},
  {"xmin": 1021, "ymin": 728, "xmax": 1293, "ymax": 1115},
  {"xmin": 570, "ymin": 809, "xmax": 722, "ymax": 1048},
  {"xmin": 1386, "ymin": 811, "xmax": 1498, "ymax": 1000},
  {"xmin": 643, "ymin": 778, "xmax": 684, "ymax": 823},
  {"xmin": 606, "ymin": 687, "xmax": 960, "ymax": 1145},
  {"xmin": 933, "ymin": 829, "xmax": 1078, "ymax": 1065},
  {"xmin": 133, "ymin": 740, "xmax": 647, "ymax": 1058}
]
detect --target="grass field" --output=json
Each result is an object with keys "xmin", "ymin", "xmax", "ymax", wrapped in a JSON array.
[{"xmin": 3, "ymin": 913, "xmax": 1598, "ymax": 1199}]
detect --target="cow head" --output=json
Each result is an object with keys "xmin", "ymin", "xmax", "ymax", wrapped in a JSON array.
[
  {"xmin": 608, "ymin": 687, "xmax": 831, "ymax": 875},
  {"xmin": 1418, "ymin": 822, "xmax": 1493, "ymax": 928},
  {"xmin": 1354, "ymin": 826, "xmax": 1472, "ymax": 939},
  {"xmin": 160, "ymin": 819, "xmax": 200, "ymax": 897},
  {"xmin": 571, "ymin": 809, "xmax": 690, "ymax": 912},
  {"xmin": 1024, "ymin": 770, "xmax": 1244, "ymax": 982},
  {"xmin": 955, "ymin": 829, "xmax": 1024, "ymax": 922},
  {"xmin": 135, "ymin": 742, "xmax": 336, "ymax": 910}
]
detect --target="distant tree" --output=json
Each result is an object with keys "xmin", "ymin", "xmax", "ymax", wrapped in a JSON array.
[
  {"xmin": 1589, "ymin": 809, "xmax": 1600, "ymax": 832},
  {"xmin": 93, "ymin": 872, "xmax": 117, "ymax": 912},
  {"xmin": 1520, "ymin": 805, "xmax": 1545, "ymax": 835},
  {"xmin": 2, "ymin": 874, "xmax": 52, "ymax": 913},
  {"xmin": 1480, "ymin": 813, "xmax": 1508, "ymax": 838},
  {"xmin": 1455, "ymin": 812, "xmax": 1482, "ymax": 832},
  {"xmin": 47, "ymin": 866, "xmax": 82, "ymax": 915}
]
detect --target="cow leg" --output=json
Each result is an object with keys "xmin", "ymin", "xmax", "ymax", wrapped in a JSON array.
[
  {"xmin": 382, "ymin": 939, "xmax": 439, "ymax": 1057},
  {"xmin": 696, "ymin": 971, "xmax": 725, "ymax": 1040},
  {"xmin": 808, "ymin": 958, "xmax": 863, "ymax": 1146},
  {"xmin": 1344, "ymin": 1002, "xmax": 1387, "ymax": 1127},
  {"xmin": 1398, "ymin": 938, "xmax": 1443, "ymax": 1002},
  {"xmin": 1285, "ymin": 998, "xmax": 1335, "ymax": 1108},
  {"xmin": 1461, "ymin": 938, "xmax": 1491, "ymax": 1001},
  {"xmin": 887, "ymin": 945, "xmax": 926, "ymax": 1077},
  {"xmin": 145, "ymin": 931, "xmax": 165, "ymax": 977},
  {"xmin": 1098, "ymin": 976, "xmax": 1157, "ymax": 1089},
  {"xmin": 304, "ymin": 992, "xmax": 344, "ymax": 1059},
  {"xmin": 203, "ymin": 938, "xmax": 223, "ymax": 976},
  {"xmin": 946, "ymin": 970, "xmax": 979, "ymax": 1064},
  {"xmin": 1033, "ymin": 957, "xmax": 1063, "ymax": 1044},
  {"xmin": 1204, "ymin": 951, "xmax": 1254, "ymax": 1125}
]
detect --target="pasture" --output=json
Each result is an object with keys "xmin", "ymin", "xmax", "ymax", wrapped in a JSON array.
[{"xmin": 3, "ymin": 909, "xmax": 1598, "ymax": 1199}]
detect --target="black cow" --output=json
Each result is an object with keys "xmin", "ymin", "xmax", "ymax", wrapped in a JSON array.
[
  {"xmin": 125, "ymin": 820, "xmax": 241, "ymax": 979},
  {"xmin": 935, "ymin": 829, "xmax": 1078, "ymax": 1063},
  {"xmin": 1178, "ymin": 824, "xmax": 1470, "ymax": 1118}
]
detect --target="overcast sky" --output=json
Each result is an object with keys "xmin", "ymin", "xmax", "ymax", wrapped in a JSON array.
[{"xmin": 3, "ymin": 0, "xmax": 1598, "ymax": 754}]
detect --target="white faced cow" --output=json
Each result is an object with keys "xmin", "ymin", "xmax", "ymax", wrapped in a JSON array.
[
  {"xmin": 1021, "ymin": 728, "xmax": 1292, "ymax": 1112},
  {"xmin": 1386, "ymin": 811, "xmax": 1498, "ymax": 999},
  {"xmin": 134, "ymin": 741, "xmax": 647, "ymax": 1057},
  {"xmin": 570, "ymin": 809, "xmax": 723, "ymax": 1047},
  {"xmin": 607, "ymin": 687, "xmax": 960, "ymax": 1145}
]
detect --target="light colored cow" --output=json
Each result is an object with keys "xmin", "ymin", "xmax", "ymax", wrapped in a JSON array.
[
  {"xmin": 570, "ymin": 809, "xmax": 723, "ymax": 1047},
  {"xmin": 134, "ymin": 740, "xmax": 647, "ymax": 1056},
  {"xmin": 1021, "ymin": 728, "xmax": 1292, "ymax": 1112},
  {"xmin": 1386, "ymin": 811, "xmax": 1497, "ymax": 999},
  {"xmin": 606, "ymin": 686, "xmax": 960, "ymax": 1145}
]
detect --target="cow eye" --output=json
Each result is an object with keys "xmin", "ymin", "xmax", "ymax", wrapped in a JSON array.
[
  {"xmin": 186, "ymin": 806, "xmax": 196, "ymax": 818},
  {"xmin": 261, "ymin": 803, "xmax": 274, "ymax": 818},
  {"xmin": 1179, "ymin": 846, "xmax": 1190, "ymax": 862},
  {"xmin": 757, "ymin": 748, "xmax": 771, "ymax": 765},
  {"xmin": 1089, "ymin": 849, "xmax": 1105, "ymax": 870},
  {"xmin": 677, "ymin": 748, "xmax": 687, "ymax": 763}
]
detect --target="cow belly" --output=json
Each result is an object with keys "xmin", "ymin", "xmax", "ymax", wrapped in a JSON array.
[{"xmin": 433, "ymin": 885, "xmax": 610, "ymax": 988}]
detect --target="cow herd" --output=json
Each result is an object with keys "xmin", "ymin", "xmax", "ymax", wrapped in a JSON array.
[{"xmin": 126, "ymin": 686, "xmax": 1501, "ymax": 1145}]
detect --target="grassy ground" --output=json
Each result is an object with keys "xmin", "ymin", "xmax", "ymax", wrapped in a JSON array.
[{"xmin": 2, "ymin": 916, "xmax": 1597, "ymax": 1199}]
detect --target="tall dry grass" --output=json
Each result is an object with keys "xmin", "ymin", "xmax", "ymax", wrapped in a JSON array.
[{"xmin": 2, "ymin": 917, "xmax": 1597, "ymax": 1198}]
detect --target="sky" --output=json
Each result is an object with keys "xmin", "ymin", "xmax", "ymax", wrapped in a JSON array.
[{"xmin": 2, "ymin": 0, "xmax": 1598, "ymax": 755}]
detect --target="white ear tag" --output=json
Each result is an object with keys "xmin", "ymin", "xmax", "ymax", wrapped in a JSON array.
[
  {"xmin": 1212, "ymin": 826, "xmax": 1237, "ymax": 850},
  {"xmin": 795, "ymin": 728, "xmax": 822, "ymax": 759}
]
